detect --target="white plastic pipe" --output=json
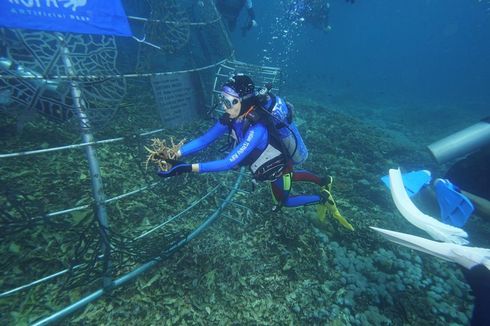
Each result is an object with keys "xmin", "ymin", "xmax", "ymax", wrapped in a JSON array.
[{"xmin": 428, "ymin": 117, "xmax": 490, "ymax": 163}]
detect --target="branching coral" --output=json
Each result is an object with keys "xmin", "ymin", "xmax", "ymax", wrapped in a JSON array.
[{"xmin": 144, "ymin": 137, "xmax": 186, "ymax": 171}]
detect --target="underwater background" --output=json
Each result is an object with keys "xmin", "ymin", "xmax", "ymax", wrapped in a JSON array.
[
  {"xmin": 1, "ymin": 0, "xmax": 489, "ymax": 325},
  {"xmin": 237, "ymin": 0, "xmax": 490, "ymax": 136}
]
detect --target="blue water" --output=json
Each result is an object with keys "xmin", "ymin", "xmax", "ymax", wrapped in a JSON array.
[
  {"xmin": 232, "ymin": 0, "xmax": 490, "ymax": 138},
  {"xmin": 2, "ymin": 1, "xmax": 489, "ymax": 324}
]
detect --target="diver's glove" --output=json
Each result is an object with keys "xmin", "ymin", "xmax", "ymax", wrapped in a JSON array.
[{"xmin": 157, "ymin": 159, "xmax": 192, "ymax": 178}]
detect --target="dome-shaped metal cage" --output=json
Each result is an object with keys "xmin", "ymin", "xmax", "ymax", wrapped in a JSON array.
[{"xmin": 0, "ymin": 1, "xmax": 281, "ymax": 324}]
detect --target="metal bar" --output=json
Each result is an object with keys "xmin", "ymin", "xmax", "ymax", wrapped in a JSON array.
[
  {"xmin": 1, "ymin": 173, "xmax": 218, "ymax": 297},
  {"xmin": 216, "ymin": 73, "xmax": 231, "ymax": 78},
  {"xmin": 31, "ymin": 168, "xmax": 245, "ymax": 326},
  {"xmin": 231, "ymin": 60, "xmax": 282, "ymax": 71},
  {"xmin": 105, "ymin": 182, "xmax": 159, "ymax": 204},
  {"xmin": 0, "ymin": 57, "xmax": 231, "ymax": 81},
  {"xmin": 0, "ymin": 266, "xmax": 79, "ymax": 298},
  {"xmin": 222, "ymin": 214, "xmax": 245, "ymax": 225},
  {"xmin": 0, "ymin": 182, "xmax": 216, "ymax": 297},
  {"xmin": 45, "ymin": 182, "xmax": 160, "ymax": 219},
  {"xmin": 218, "ymin": 63, "xmax": 236, "ymax": 70},
  {"xmin": 217, "ymin": 198, "xmax": 252, "ymax": 211},
  {"xmin": 134, "ymin": 185, "xmax": 220, "ymax": 240},
  {"xmin": 58, "ymin": 34, "xmax": 113, "ymax": 289},
  {"xmin": 32, "ymin": 289, "xmax": 105, "ymax": 326},
  {"xmin": 1, "ymin": 179, "xmax": 196, "ymax": 297},
  {"xmin": 127, "ymin": 15, "xmax": 221, "ymax": 26},
  {"xmin": 0, "ymin": 129, "xmax": 164, "ymax": 159},
  {"xmin": 45, "ymin": 204, "xmax": 91, "ymax": 218}
]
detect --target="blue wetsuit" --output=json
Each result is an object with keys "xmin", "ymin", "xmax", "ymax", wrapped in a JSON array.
[
  {"xmin": 180, "ymin": 98, "xmax": 326, "ymax": 208},
  {"xmin": 180, "ymin": 118, "xmax": 268, "ymax": 173}
]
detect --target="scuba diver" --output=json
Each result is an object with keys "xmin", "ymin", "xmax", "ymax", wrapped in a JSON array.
[
  {"xmin": 287, "ymin": 0, "xmax": 332, "ymax": 32},
  {"xmin": 214, "ymin": 0, "xmax": 257, "ymax": 36},
  {"xmin": 158, "ymin": 74, "xmax": 354, "ymax": 231}
]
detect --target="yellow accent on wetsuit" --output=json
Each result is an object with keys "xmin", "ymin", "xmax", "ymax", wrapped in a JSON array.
[{"xmin": 270, "ymin": 172, "xmax": 292, "ymax": 204}]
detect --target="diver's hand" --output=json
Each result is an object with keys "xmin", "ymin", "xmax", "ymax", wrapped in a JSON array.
[
  {"xmin": 158, "ymin": 159, "xmax": 192, "ymax": 178},
  {"xmin": 251, "ymin": 19, "xmax": 258, "ymax": 28}
]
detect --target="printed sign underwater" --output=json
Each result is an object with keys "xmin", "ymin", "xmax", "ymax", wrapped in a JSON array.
[{"xmin": 0, "ymin": 0, "xmax": 132, "ymax": 36}]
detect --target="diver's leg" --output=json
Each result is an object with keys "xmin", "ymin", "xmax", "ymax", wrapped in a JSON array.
[
  {"xmin": 282, "ymin": 194, "xmax": 322, "ymax": 207},
  {"xmin": 271, "ymin": 170, "xmax": 353, "ymax": 229},
  {"xmin": 271, "ymin": 172, "xmax": 322, "ymax": 208},
  {"xmin": 270, "ymin": 173, "xmax": 292, "ymax": 211},
  {"xmin": 292, "ymin": 170, "xmax": 330, "ymax": 188}
]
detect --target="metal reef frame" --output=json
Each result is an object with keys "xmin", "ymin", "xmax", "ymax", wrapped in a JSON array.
[{"xmin": 0, "ymin": 2, "xmax": 280, "ymax": 321}]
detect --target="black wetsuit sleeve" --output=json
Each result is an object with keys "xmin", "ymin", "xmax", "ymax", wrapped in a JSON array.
[{"xmin": 463, "ymin": 264, "xmax": 490, "ymax": 326}]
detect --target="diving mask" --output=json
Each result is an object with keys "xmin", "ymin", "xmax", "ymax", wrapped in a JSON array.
[{"xmin": 219, "ymin": 93, "xmax": 240, "ymax": 109}]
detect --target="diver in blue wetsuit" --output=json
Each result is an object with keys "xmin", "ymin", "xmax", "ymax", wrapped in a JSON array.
[{"xmin": 158, "ymin": 74, "xmax": 353, "ymax": 230}]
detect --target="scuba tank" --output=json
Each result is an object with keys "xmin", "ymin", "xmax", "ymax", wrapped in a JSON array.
[{"xmin": 255, "ymin": 85, "xmax": 308, "ymax": 165}]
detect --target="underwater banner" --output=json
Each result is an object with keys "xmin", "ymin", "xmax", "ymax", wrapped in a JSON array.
[{"xmin": 0, "ymin": 0, "xmax": 132, "ymax": 36}]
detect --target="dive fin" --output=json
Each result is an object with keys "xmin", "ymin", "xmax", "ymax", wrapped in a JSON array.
[
  {"xmin": 435, "ymin": 178, "xmax": 474, "ymax": 227},
  {"xmin": 388, "ymin": 168, "xmax": 468, "ymax": 244},
  {"xmin": 330, "ymin": 204, "xmax": 354, "ymax": 231},
  {"xmin": 381, "ymin": 169, "xmax": 431, "ymax": 197},
  {"xmin": 318, "ymin": 177, "xmax": 354, "ymax": 231},
  {"xmin": 316, "ymin": 200, "xmax": 328, "ymax": 224}
]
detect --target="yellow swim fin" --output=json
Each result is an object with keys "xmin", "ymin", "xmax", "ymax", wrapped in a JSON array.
[
  {"xmin": 329, "ymin": 202, "xmax": 354, "ymax": 231},
  {"xmin": 316, "ymin": 200, "xmax": 328, "ymax": 224},
  {"xmin": 317, "ymin": 177, "xmax": 354, "ymax": 231}
]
